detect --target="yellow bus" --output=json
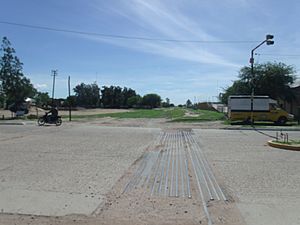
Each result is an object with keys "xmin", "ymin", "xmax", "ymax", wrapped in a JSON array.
[{"xmin": 228, "ymin": 95, "xmax": 294, "ymax": 124}]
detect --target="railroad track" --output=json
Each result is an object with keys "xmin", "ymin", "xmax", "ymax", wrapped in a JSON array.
[{"xmin": 123, "ymin": 129, "xmax": 227, "ymax": 224}]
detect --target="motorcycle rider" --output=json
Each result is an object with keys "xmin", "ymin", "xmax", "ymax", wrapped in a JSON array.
[{"xmin": 47, "ymin": 107, "xmax": 58, "ymax": 122}]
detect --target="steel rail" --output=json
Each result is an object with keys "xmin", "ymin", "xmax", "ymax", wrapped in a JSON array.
[
  {"xmin": 153, "ymin": 131, "xmax": 163, "ymax": 149},
  {"xmin": 160, "ymin": 131, "xmax": 168, "ymax": 146},
  {"xmin": 150, "ymin": 150, "xmax": 164, "ymax": 196},
  {"xmin": 164, "ymin": 133, "xmax": 172, "ymax": 196},
  {"xmin": 170, "ymin": 132, "xmax": 176, "ymax": 196},
  {"xmin": 186, "ymin": 132, "xmax": 215, "ymax": 201},
  {"xmin": 175, "ymin": 131, "xmax": 179, "ymax": 197},
  {"xmin": 133, "ymin": 152, "xmax": 153, "ymax": 189},
  {"xmin": 179, "ymin": 131, "xmax": 186, "ymax": 197},
  {"xmin": 158, "ymin": 133, "xmax": 170, "ymax": 195},
  {"xmin": 143, "ymin": 151, "xmax": 160, "ymax": 191},
  {"xmin": 182, "ymin": 132, "xmax": 192, "ymax": 198},
  {"xmin": 137, "ymin": 131, "xmax": 165, "ymax": 190},
  {"xmin": 189, "ymin": 133, "xmax": 227, "ymax": 201},
  {"xmin": 123, "ymin": 153, "xmax": 148, "ymax": 193},
  {"xmin": 184, "ymin": 131, "xmax": 212, "ymax": 225},
  {"xmin": 187, "ymin": 133, "xmax": 220, "ymax": 200}
]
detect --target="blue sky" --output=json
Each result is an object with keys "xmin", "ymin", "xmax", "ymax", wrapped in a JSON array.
[{"xmin": 1, "ymin": 0, "xmax": 300, "ymax": 104}]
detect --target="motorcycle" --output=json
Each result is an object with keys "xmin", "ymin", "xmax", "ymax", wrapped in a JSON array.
[{"xmin": 37, "ymin": 113, "xmax": 62, "ymax": 126}]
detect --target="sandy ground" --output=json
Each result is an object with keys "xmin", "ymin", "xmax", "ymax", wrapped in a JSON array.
[{"xmin": 0, "ymin": 108, "xmax": 130, "ymax": 118}]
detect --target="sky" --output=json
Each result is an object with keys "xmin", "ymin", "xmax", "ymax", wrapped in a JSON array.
[{"xmin": 0, "ymin": 0, "xmax": 300, "ymax": 105}]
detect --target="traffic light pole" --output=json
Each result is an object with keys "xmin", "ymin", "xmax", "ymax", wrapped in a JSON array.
[
  {"xmin": 250, "ymin": 41, "xmax": 266, "ymax": 125},
  {"xmin": 249, "ymin": 35, "xmax": 274, "ymax": 125}
]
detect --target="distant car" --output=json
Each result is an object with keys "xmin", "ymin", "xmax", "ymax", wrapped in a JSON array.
[
  {"xmin": 16, "ymin": 110, "xmax": 26, "ymax": 116},
  {"xmin": 8, "ymin": 103, "xmax": 29, "ymax": 115}
]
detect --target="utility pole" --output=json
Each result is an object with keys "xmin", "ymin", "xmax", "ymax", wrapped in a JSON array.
[
  {"xmin": 68, "ymin": 76, "xmax": 71, "ymax": 121},
  {"xmin": 249, "ymin": 34, "xmax": 274, "ymax": 125},
  {"xmin": 51, "ymin": 70, "xmax": 58, "ymax": 106}
]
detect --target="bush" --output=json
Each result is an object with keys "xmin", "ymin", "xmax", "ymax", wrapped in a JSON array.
[{"xmin": 27, "ymin": 114, "xmax": 38, "ymax": 119}]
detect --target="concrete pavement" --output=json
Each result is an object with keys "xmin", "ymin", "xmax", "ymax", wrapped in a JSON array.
[{"xmin": 0, "ymin": 123, "xmax": 160, "ymax": 216}]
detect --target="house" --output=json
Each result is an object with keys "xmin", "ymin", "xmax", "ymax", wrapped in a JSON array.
[{"xmin": 281, "ymin": 86, "xmax": 300, "ymax": 119}]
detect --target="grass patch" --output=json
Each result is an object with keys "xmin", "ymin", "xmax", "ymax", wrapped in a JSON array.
[
  {"xmin": 60, "ymin": 108, "xmax": 225, "ymax": 122},
  {"xmin": 171, "ymin": 109, "xmax": 226, "ymax": 122},
  {"xmin": 62, "ymin": 108, "xmax": 186, "ymax": 120},
  {"xmin": 273, "ymin": 140, "xmax": 300, "ymax": 145}
]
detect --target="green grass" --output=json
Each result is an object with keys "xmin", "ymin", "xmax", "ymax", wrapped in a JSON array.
[
  {"xmin": 273, "ymin": 140, "xmax": 300, "ymax": 145},
  {"xmin": 60, "ymin": 107, "xmax": 226, "ymax": 122},
  {"xmin": 62, "ymin": 108, "xmax": 185, "ymax": 120}
]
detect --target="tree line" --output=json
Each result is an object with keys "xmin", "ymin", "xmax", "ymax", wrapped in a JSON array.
[
  {"xmin": 220, "ymin": 62, "xmax": 297, "ymax": 104},
  {"xmin": 0, "ymin": 37, "xmax": 166, "ymax": 111},
  {"xmin": 69, "ymin": 83, "xmax": 163, "ymax": 109}
]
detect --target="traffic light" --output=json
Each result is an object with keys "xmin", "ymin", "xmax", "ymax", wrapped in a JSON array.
[
  {"xmin": 266, "ymin": 34, "xmax": 274, "ymax": 40},
  {"xmin": 266, "ymin": 34, "xmax": 274, "ymax": 45}
]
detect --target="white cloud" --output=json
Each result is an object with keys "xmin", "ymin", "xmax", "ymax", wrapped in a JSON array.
[
  {"xmin": 35, "ymin": 83, "xmax": 48, "ymax": 89},
  {"xmin": 86, "ymin": 0, "xmax": 241, "ymax": 68}
]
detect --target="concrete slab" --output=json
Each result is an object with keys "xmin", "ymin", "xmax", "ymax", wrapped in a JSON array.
[
  {"xmin": 237, "ymin": 197, "xmax": 300, "ymax": 225},
  {"xmin": 194, "ymin": 129, "xmax": 300, "ymax": 225},
  {"xmin": 0, "ymin": 124, "xmax": 160, "ymax": 217},
  {"xmin": 0, "ymin": 188, "xmax": 103, "ymax": 216}
]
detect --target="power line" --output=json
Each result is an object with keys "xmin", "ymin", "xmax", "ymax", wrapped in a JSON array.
[
  {"xmin": 256, "ymin": 53, "xmax": 300, "ymax": 57},
  {"xmin": 0, "ymin": 20, "xmax": 259, "ymax": 44}
]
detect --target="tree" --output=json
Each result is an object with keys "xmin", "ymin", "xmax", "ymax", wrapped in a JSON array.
[
  {"xmin": 112, "ymin": 86, "xmax": 122, "ymax": 108},
  {"xmin": 101, "ymin": 86, "xmax": 115, "ymax": 108},
  {"xmin": 0, "ymin": 37, "xmax": 36, "ymax": 108},
  {"xmin": 121, "ymin": 87, "xmax": 136, "ymax": 107},
  {"xmin": 220, "ymin": 80, "xmax": 250, "ymax": 104},
  {"xmin": 73, "ymin": 82, "xmax": 100, "ymax": 107},
  {"xmin": 34, "ymin": 92, "xmax": 50, "ymax": 108},
  {"xmin": 101, "ymin": 86, "xmax": 137, "ymax": 108},
  {"xmin": 65, "ymin": 95, "xmax": 77, "ymax": 107},
  {"xmin": 220, "ymin": 62, "xmax": 296, "ymax": 104},
  {"xmin": 127, "ymin": 95, "xmax": 142, "ymax": 108},
  {"xmin": 162, "ymin": 98, "xmax": 171, "ymax": 108},
  {"xmin": 142, "ymin": 93, "xmax": 161, "ymax": 108},
  {"xmin": 186, "ymin": 99, "xmax": 192, "ymax": 108}
]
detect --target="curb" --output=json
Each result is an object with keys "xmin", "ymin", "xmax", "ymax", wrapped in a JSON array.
[
  {"xmin": 223, "ymin": 127, "xmax": 300, "ymax": 131},
  {"xmin": 0, "ymin": 122, "xmax": 25, "ymax": 125},
  {"xmin": 267, "ymin": 140, "xmax": 300, "ymax": 151}
]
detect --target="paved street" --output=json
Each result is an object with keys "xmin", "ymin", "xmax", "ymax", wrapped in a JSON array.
[
  {"xmin": 194, "ymin": 129, "xmax": 300, "ymax": 225},
  {"xmin": 0, "ymin": 123, "xmax": 159, "ymax": 216},
  {"xmin": 0, "ymin": 123, "xmax": 300, "ymax": 224}
]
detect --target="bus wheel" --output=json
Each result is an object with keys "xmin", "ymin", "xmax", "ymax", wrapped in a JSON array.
[
  {"xmin": 244, "ymin": 117, "xmax": 251, "ymax": 124},
  {"xmin": 277, "ymin": 116, "xmax": 287, "ymax": 125}
]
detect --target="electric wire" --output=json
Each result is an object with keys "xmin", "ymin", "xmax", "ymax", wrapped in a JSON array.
[{"xmin": 0, "ymin": 21, "xmax": 260, "ymax": 44}]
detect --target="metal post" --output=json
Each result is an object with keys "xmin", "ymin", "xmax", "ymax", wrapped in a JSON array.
[
  {"xmin": 68, "ymin": 76, "xmax": 71, "ymax": 121},
  {"xmin": 249, "ymin": 37, "xmax": 272, "ymax": 125},
  {"xmin": 51, "ymin": 70, "xmax": 57, "ymax": 106},
  {"xmin": 250, "ymin": 50, "xmax": 254, "ymax": 125}
]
